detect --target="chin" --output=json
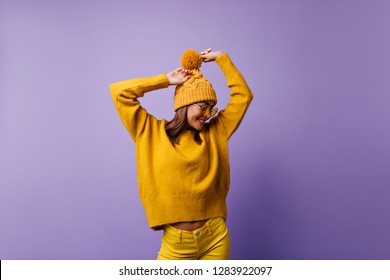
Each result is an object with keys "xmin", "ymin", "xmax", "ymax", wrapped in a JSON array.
[
  {"xmin": 187, "ymin": 117, "xmax": 207, "ymax": 131},
  {"xmin": 195, "ymin": 123, "xmax": 206, "ymax": 131},
  {"xmin": 189, "ymin": 124, "xmax": 202, "ymax": 131}
]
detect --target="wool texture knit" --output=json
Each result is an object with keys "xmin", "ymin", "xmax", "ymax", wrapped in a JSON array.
[
  {"xmin": 110, "ymin": 53, "xmax": 253, "ymax": 230},
  {"xmin": 174, "ymin": 69, "xmax": 217, "ymax": 111},
  {"xmin": 174, "ymin": 49, "xmax": 217, "ymax": 111}
]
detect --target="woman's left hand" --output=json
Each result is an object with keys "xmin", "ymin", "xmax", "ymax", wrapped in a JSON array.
[{"xmin": 200, "ymin": 48, "xmax": 223, "ymax": 62}]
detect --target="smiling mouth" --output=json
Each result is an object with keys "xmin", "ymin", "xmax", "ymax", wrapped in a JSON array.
[{"xmin": 197, "ymin": 118, "xmax": 208, "ymax": 124}]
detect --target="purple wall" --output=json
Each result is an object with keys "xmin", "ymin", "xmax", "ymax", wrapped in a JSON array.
[{"xmin": 1, "ymin": 0, "xmax": 389, "ymax": 260}]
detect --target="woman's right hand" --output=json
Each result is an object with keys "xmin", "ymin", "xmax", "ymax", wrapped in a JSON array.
[{"xmin": 166, "ymin": 67, "xmax": 192, "ymax": 85}]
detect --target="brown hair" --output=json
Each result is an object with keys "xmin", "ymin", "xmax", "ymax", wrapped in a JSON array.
[{"xmin": 165, "ymin": 106, "xmax": 202, "ymax": 145}]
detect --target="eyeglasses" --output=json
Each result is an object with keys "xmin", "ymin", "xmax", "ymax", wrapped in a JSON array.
[{"xmin": 192, "ymin": 103, "xmax": 218, "ymax": 117}]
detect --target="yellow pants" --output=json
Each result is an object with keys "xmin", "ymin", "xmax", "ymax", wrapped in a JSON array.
[{"xmin": 157, "ymin": 217, "xmax": 230, "ymax": 260}]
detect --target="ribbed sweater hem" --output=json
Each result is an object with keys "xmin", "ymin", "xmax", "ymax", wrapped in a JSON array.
[{"xmin": 143, "ymin": 195, "xmax": 228, "ymax": 230}]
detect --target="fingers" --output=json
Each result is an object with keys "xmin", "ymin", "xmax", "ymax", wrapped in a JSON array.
[
  {"xmin": 200, "ymin": 48, "xmax": 215, "ymax": 62},
  {"xmin": 200, "ymin": 49, "xmax": 223, "ymax": 62},
  {"xmin": 178, "ymin": 67, "xmax": 191, "ymax": 75},
  {"xmin": 200, "ymin": 48, "xmax": 212, "ymax": 55},
  {"xmin": 177, "ymin": 67, "xmax": 192, "ymax": 82}
]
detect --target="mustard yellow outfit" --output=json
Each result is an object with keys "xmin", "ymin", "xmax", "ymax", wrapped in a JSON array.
[
  {"xmin": 110, "ymin": 53, "xmax": 253, "ymax": 231},
  {"xmin": 157, "ymin": 217, "xmax": 230, "ymax": 260}
]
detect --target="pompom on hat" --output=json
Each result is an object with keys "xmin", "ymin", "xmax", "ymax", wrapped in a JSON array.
[{"xmin": 174, "ymin": 49, "xmax": 217, "ymax": 111}]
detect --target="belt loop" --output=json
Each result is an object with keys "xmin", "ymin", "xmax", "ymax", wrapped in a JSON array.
[
  {"xmin": 175, "ymin": 230, "xmax": 182, "ymax": 244},
  {"xmin": 207, "ymin": 222, "xmax": 212, "ymax": 235}
]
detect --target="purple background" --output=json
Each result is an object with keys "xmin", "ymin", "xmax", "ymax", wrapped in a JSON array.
[{"xmin": 1, "ymin": 0, "xmax": 390, "ymax": 260}]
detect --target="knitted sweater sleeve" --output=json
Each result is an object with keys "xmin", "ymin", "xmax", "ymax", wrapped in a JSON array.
[
  {"xmin": 109, "ymin": 74, "xmax": 169, "ymax": 141},
  {"xmin": 214, "ymin": 53, "xmax": 253, "ymax": 139}
]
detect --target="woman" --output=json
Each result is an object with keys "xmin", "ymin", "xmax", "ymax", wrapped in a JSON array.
[{"xmin": 110, "ymin": 48, "xmax": 253, "ymax": 260}]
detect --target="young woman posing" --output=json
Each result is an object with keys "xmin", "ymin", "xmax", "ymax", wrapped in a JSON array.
[{"xmin": 110, "ymin": 48, "xmax": 253, "ymax": 260}]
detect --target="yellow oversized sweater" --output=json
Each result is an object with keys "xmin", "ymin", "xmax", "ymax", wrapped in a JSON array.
[{"xmin": 110, "ymin": 53, "xmax": 253, "ymax": 230}]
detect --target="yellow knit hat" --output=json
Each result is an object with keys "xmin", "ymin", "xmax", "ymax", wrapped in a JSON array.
[{"xmin": 174, "ymin": 49, "xmax": 217, "ymax": 111}]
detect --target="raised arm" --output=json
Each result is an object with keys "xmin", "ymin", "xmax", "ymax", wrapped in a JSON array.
[
  {"xmin": 202, "ymin": 49, "xmax": 253, "ymax": 139},
  {"xmin": 110, "ymin": 68, "xmax": 191, "ymax": 141},
  {"xmin": 110, "ymin": 74, "xmax": 168, "ymax": 141}
]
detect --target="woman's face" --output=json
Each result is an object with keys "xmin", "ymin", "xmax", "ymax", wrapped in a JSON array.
[{"xmin": 186, "ymin": 101, "xmax": 216, "ymax": 131}]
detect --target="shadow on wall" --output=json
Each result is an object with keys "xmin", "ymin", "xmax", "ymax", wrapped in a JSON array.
[{"xmin": 228, "ymin": 155, "xmax": 303, "ymax": 260}]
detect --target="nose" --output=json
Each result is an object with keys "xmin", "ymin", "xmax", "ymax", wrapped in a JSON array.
[
  {"xmin": 204, "ymin": 107, "xmax": 212, "ymax": 117},
  {"xmin": 203, "ymin": 112, "xmax": 211, "ymax": 119}
]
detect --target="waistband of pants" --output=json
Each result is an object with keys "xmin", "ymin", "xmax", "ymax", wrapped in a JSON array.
[{"xmin": 164, "ymin": 217, "xmax": 225, "ymax": 236}]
